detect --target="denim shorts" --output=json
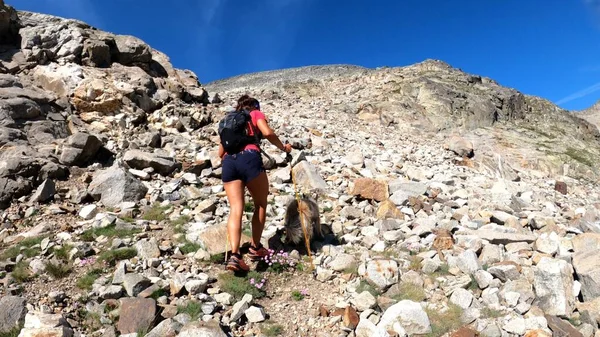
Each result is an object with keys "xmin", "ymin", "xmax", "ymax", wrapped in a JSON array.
[{"xmin": 221, "ymin": 150, "xmax": 265, "ymax": 184}]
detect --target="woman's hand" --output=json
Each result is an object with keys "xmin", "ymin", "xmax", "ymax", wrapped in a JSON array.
[{"xmin": 283, "ymin": 143, "xmax": 292, "ymax": 153}]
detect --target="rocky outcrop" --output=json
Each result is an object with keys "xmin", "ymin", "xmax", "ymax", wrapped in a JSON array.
[{"xmin": 0, "ymin": 7, "xmax": 210, "ymax": 209}]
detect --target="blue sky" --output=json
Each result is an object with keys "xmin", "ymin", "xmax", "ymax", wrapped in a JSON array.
[{"xmin": 7, "ymin": 0, "xmax": 600, "ymax": 111}]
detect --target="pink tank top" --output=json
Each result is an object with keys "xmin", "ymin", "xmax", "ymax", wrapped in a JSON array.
[{"xmin": 244, "ymin": 110, "xmax": 265, "ymax": 152}]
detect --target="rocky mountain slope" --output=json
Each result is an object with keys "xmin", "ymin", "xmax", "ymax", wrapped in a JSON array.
[
  {"xmin": 3, "ymin": 1, "xmax": 600, "ymax": 337},
  {"xmin": 576, "ymin": 101, "xmax": 600, "ymax": 132}
]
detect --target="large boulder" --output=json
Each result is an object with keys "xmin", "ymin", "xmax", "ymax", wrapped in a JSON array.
[
  {"xmin": 533, "ymin": 257, "xmax": 575, "ymax": 317},
  {"xmin": 0, "ymin": 0, "xmax": 18, "ymax": 44},
  {"xmin": 377, "ymin": 300, "xmax": 432, "ymax": 335},
  {"xmin": 59, "ymin": 133, "xmax": 103, "ymax": 166},
  {"xmin": 18, "ymin": 11, "xmax": 87, "ymax": 64},
  {"xmin": 0, "ymin": 177, "xmax": 33, "ymax": 209},
  {"xmin": 0, "ymin": 296, "xmax": 27, "ymax": 334},
  {"xmin": 573, "ymin": 249, "xmax": 600, "ymax": 302},
  {"xmin": 113, "ymin": 35, "xmax": 152, "ymax": 65},
  {"xmin": 81, "ymin": 37, "xmax": 112, "ymax": 67},
  {"xmin": 70, "ymin": 78, "xmax": 123, "ymax": 113},
  {"xmin": 31, "ymin": 63, "xmax": 84, "ymax": 97},
  {"xmin": 123, "ymin": 150, "xmax": 180, "ymax": 176},
  {"xmin": 17, "ymin": 310, "xmax": 74, "ymax": 337},
  {"xmin": 88, "ymin": 165, "xmax": 148, "ymax": 208}
]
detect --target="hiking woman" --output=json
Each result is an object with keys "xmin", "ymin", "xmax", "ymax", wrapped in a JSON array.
[{"xmin": 218, "ymin": 95, "xmax": 292, "ymax": 272}]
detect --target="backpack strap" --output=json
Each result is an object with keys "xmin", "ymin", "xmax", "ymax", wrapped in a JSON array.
[{"xmin": 245, "ymin": 110, "xmax": 275, "ymax": 164}]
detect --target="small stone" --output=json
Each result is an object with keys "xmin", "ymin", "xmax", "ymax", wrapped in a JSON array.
[
  {"xmin": 79, "ymin": 204, "xmax": 98, "ymax": 220},
  {"xmin": 554, "ymin": 181, "xmax": 567, "ymax": 195},
  {"xmin": 214, "ymin": 293, "xmax": 233, "ymax": 305},
  {"xmin": 329, "ymin": 253, "xmax": 357, "ymax": 272},
  {"xmin": 364, "ymin": 260, "xmax": 399, "ymax": 291},
  {"xmin": 184, "ymin": 279, "xmax": 208, "ymax": 295},
  {"xmin": 343, "ymin": 306, "xmax": 360, "ymax": 330},
  {"xmin": 244, "ymin": 306, "xmax": 266, "ymax": 323},
  {"xmin": 123, "ymin": 274, "xmax": 152, "ymax": 297},
  {"xmin": 29, "ymin": 179, "xmax": 55, "ymax": 203},
  {"xmin": 352, "ymin": 291, "xmax": 377, "ymax": 311},
  {"xmin": 456, "ymin": 250, "xmax": 480, "ymax": 275},
  {"xmin": 135, "ymin": 238, "xmax": 161, "ymax": 260},
  {"xmin": 450, "ymin": 288, "xmax": 474, "ymax": 310}
]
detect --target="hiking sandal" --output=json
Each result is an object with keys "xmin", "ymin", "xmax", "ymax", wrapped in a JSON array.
[
  {"xmin": 248, "ymin": 243, "xmax": 270, "ymax": 262},
  {"xmin": 226, "ymin": 253, "xmax": 249, "ymax": 272}
]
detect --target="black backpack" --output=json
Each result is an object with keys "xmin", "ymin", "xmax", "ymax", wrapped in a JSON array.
[{"xmin": 218, "ymin": 110, "xmax": 260, "ymax": 154}]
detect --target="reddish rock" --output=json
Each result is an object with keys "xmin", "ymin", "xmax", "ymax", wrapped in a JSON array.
[
  {"xmin": 350, "ymin": 178, "xmax": 389, "ymax": 202},
  {"xmin": 451, "ymin": 327, "xmax": 480, "ymax": 337},
  {"xmin": 117, "ymin": 298, "xmax": 156, "ymax": 334},
  {"xmin": 376, "ymin": 199, "xmax": 404, "ymax": 220},
  {"xmin": 555, "ymin": 181, "xmax": 567, "ymax": 195},
  {"xmin": 342, "ymin": 306, "xmax": 359, "ymax": 330},
  {"xmin": 318, "ymin": 305, "xmax": 329, "ymax": 317}
]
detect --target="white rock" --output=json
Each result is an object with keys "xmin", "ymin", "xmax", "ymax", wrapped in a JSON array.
[
  {"xmin": 450, "ymin": 288, "xmax": 473, "ymax": 309},
  {"xmin": 244, "ymin": 306, "xmax": 266, "ymax": 323},
  {"xmin": 378, "ymin": 300, "xmax": 431, "ymax": 335},
  {"xmin": 79, "ymin": 204, "xmax": 98, "ymax": 220}
]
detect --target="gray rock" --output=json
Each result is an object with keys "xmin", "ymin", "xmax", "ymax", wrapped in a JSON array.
[
  {"xmin": 18, "ymin": 310, "xmax": 74, "ymax": 337},
  {"xmin": 99, "ymin": 285, "xmax": 124, "ymax": 300},
  {"xmin": 79, "ymin": 204, "xmax": 97, "ymax": 220},
  {"xmin": 355, "ymin": 318, "xmax": 391, "ymax": 337},
  {"xmin": 88, "ymin": 166, "xmax": 148, "ymax": 208},
  {"xmin": 81, "ymin": 38, "xmax": 111, "ymax": 67},
  {"xmin": 123, "ymin": 274, "xmax": 152, "ymax": 297},
  {"xmin": 488, "ymin": 264, "xmax": 520, "ymax": 282},
  {"xmin": 117, "ymin": 298, "xmax": 156, "ymax": 335},
  {"xmin": 29, "ymin": 179, "xmax": 55, "ymax": 203},
  {"xmin": 0, "ymin": 177, "xmax": 33, "ymax": 209},
  {"xmin": 377, "ymin": 300, "xmax": 432, "ymax": 335},
  {"xmin": 114, "ymin": 35, "xmax": 152, "ymax": 65},
  {"xmin": 145, "ymin": 318, "xmax": 180, "ymax": 337},
  {"xmin": 291, "ymin": 160, "xmax": 328, "ymax": 194},
  {"xmin": 352, "ymin": 291, "xmax": 377, "ymax": 311},
  {"xmin": 214, "ymin": 293, "xmax": 233, "ymax": 306},
  {"xmin": 184, "ymin": 279, "xmax": 208, "ymax": 295},
  {"xmin": 244, "ymin": 306, "xmax": 266, "ymax": 323},
  {"xmin": 329, "ymin": 253, "xmax": 357, "ymax": 272},
  {"xmin": 479, "ymin": 244, "xmax": 504, "ymax": 266},
  {"xmin": 112, "ymin": 261, "xmax": 127, "ymax": 285},
  {"xmin": 201, "ymin": 303, "xmax": 216, "ymax": 315},
  {"xmin": 535, "ymin": 232, "xmax": 560, "ymax": 255},
  {"xmin": 340, "ymin": 206, "xmax": 363, "ymax": 219},
  {"xmin": 230, "ymin": 294, "xmax": 253, "ymax": 322},
  {"xmin": 0, "ymin": 296, "xmax": 27, "ymax": 334},
  {"xmin": 533, "ymin": 257, "xmax": 575, "ymax": 317},
  {"xmin": 456, "ymin": 250, "xmax": 480, "ymax": 275},
  {"xmin": 450, "ymin": 288, "xmax": 474, "ymax": 309},
  {"xmin": 123, "ymin": 149, "xmax": 180, "ymax": 176},
  {"xmin": 572, "ymin": 249, "xmax": 600, "ymax": 302},
  {"xmin": 445, "ymin": 136, "xmax": 474, "ymax": 157},
  {"xmin": 135, "ymin": 238, "xmax": 160, "ymax": 260},
  {"xmin": 474, "ymin": 270, "xmax": 494, "ymax": 289},
  {"xmin": 468, "ymin": 229, "xmax": 536, "ymax": 244},
  {"xmin": 389, "ymin": 182, "xmax": 428, "ymax": 206},
  {"xmin": 59, "ymin": 133, "xmax": 102, "ymax": 166},
  {"xmin": 178, "ymin": 321, "xmax": 227, "ymax": 337}
]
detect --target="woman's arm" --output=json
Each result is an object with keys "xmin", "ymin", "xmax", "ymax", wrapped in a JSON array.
[
  {"xmin": 256, "ymin": 119, "xmax": 291, "ymax": 152},
  {"xmin": 218, "ymin": 143, "xmax": 225, "ymax": 158}
]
